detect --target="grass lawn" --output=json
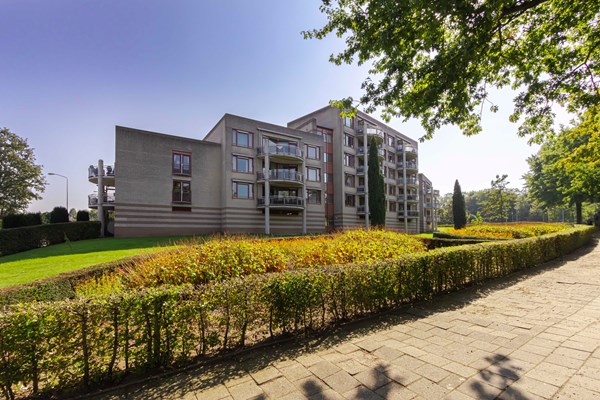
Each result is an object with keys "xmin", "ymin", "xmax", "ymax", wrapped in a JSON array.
[{"xmin": 0, "ymin": 236, "xmax": 192, "ymax": 288}]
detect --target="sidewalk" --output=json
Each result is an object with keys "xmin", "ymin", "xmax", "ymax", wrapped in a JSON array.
[{"xmin": 94, "ymin": 236, "xmax": 600, "ymax": 400}]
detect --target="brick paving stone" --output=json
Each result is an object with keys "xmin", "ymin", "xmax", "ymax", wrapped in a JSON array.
[
  {"xmin": 342, "ymin": 385, "xmax": 383, "ymax": 400},
  {"xmin": 322, "ymin": 370, "xmax": 361, "ymax": 393},
  {"xmin": 406, "ymin": 378, "xmax": 449, "ymax": 400},
  {"xmin": 438, "ymin": 373, "xmax": 466, "ymax": 391},
  {"xmin": 194, "ymin": 384, "xmax": 230, "ymax": 400},
  {"xmin": 260, "ymin": 376, "xmax": 296, "ymax": 398},
  {"xmin": 279, "ymin": 362, "xmax": 313, "ymax": 381},
  {"xmin": 337, "ymin": 358, "xmax": 370, "ymax": 375},
  {"xmin": 507, "ymin": 376, "xmax": 560, "ymax": 399},
  {"xmin": 414, "ymin": 363, "xmax": 450, "ymax": 383},
  {"xmin": 228, "ymin": 380, "xmax": 264, "ymax": 400},
  {"xmin": 456, "ymin": 378, "xmax": 503, "ymax": 400},
  {"xmin": 307, "ymin": 388, "xmax": 346, "ymax": 400},
  {"xmin": 382, "ymin": 365, "xmax": 421, "ymax": 386},
  {"xmin": 393, "ymin": 354, "xmax": 425, "ymax": 370},
  {"xmin": 525, "ymin": 361, "xmax": 576, "ymax": 387},
  {"xmin": 291, "ymin": 376, "xmax": 327, "ymax": 396},
  {"xmin": 309, "ymin": 360, "xmax": 341, "ymax": 380},
  {"xmin": 375, "ymin": 382, "xmax": 417, "ymax": 400},
  {"xmin": 250, "ymin": 365, "xmax": 281, "ymax": 384},
  {"xmin": 353, "ymin": 369, "xmax": 391, "ymax": 390},
  {"xmin": 441, "ymin": 361, "xmax": 478, "ymax": 379},
  {"xmin": 555, "ymin": 383, "xmax": 600, "ymax": 399}
]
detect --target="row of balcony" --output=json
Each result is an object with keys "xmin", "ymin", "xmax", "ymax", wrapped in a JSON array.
[
  {"xmin": 257, "ymin": 169, "xmax": 303, "ymax": 184},
  {"xmin": 397, "ymin": 161, "xmax": 418, "ymax": 170},
  {"xmin": 88, "ymin": 164, "xmax": 116, "ymax": 186},
  {"xmin": 257, "ymin": 196, "xmax": 304, "ymax": 209},
  {"xmin": 88, "ymin": 193, "xmax": 115, "ymax": 209},
  {"xmin": 356, "ymin": 206, "xmax": 420, "ymax": 218},
  {"xmin": 257, "ymin": 145, "xmax": 303, "ymax": 161}
]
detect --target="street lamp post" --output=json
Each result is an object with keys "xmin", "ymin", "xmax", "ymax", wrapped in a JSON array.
[{"xmin": 48, "ymin": 173, "xmax": 69, "ymax": 211}]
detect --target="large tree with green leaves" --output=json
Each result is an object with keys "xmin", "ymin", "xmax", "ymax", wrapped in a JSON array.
[
  {"xmin": 368, "ymin": 137, "xmax": 386, "ymax": 225},
  {"xmin": 452, "ymin": 180, "xmax": 467, "ymax": 229},
  {"xmin": 484, "ymin": 174, "xmax": 516, "ymax": 222},
  {"xmin": 525, "ymin": 107, "xmax": 600, "ymax": 223},
  {"xmin": 0, "ymin": 128, "xmax": 46, "ymax": 219},
  {"xmin": 304, "ymin": 0, "xmax": 599, "ymax": 141}
]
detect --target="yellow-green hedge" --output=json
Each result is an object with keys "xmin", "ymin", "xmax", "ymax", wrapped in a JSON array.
[{"xmin": 0, "ymin": 225, "xmax": 594, "ymax": 399}]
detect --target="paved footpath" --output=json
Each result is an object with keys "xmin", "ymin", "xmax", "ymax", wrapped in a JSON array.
[{"xmin": 95, "ymin": 236, "xmax": 600, "ymax": 400}]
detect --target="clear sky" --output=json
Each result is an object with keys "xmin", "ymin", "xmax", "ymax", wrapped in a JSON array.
[{"xmin": 1, "ymin": 0, "xmax": 571, "ymax": 212}]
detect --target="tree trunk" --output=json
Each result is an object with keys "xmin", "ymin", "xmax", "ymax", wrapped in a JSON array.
[{"xmin": 576, "ymin": 201, "xmax": 583, "ymax": 224}]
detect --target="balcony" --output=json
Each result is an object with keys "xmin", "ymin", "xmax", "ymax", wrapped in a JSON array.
[
  {"xmin": 88, "ymin": 164, "xmax": 115, "ymax": 186},
  {"xmin": 424, "ymin": 202, "xmax": 433, "ymax": 208},
  {"xmin": 398, "ymin": 210, "xmax": 419, "ymax": 218},
  {"xmin": 433, "ymin": 190, "xmax": 440, "ymax": 196},
  {"xmin": 397, "ymin": 145, "xmax": 418, "ymax": 158},
  {"xmin": 357, "ymin": 205, "xmax": 366, "ymax": 214},
  {"xmin": 397, "ymin": 178, "xmax": 419, "ymax": 186},
  {"xmin": 88, "ymin": 193, "xmax": 115, "ymax": 209},
  {"xmin": 257, "ymin": 169, "xmax": 303, "ymax": 186},
  {"xmin": 397, "ymin": 162, "xmax": 418, "ymax": 170},
  {"xmin": 357, "ymin": 147, "xmax": 385, "ymax": 158},
  {"xmin": 425, "ymin": 188, "xmax": 433, "ymax": 194},
  {"xmin": 397, "ymin": 194, "xmax": 419, "ymax": 202},
  {"xmin": 257, "ymin": 196, "xmax": 304, "ymax": 210},
  {"xmin": 356, "ymin": 165, "xmax": 365, "ymax": 175},
  {"xmin": 257, "ymin": 145, "xmax": 303, "ymax": 162},
  {"xmin": 357, "ymin": 185, "xmax": 365, "ymax": 194}
]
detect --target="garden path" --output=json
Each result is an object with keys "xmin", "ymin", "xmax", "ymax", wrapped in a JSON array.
[{"xmin": 89, "ymin": 235, "xmax": 600, "ymax": 400}]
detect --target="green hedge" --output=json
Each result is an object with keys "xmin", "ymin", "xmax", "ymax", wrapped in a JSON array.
[
  {"xmin": 433, "ymin": 231, "xmax": 507, "ymax": 240},
  {"xmin": 419, "ymin": 237, "xmax": 494, "ymax": 250},
  {"xmin": 0, "ymin": 222, "xmax": 101, "ymax": 256},
  {"xmin": 0, "ymin": 226, "xmax": 594, "ymax": 399}
]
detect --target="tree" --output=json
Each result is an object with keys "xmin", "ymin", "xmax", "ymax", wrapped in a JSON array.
[
  {"xmin": 485, "ymin": 174, "xmax": 512, "ymax": 222},
  {"xmin": 437, "ymin": 193, "xmax": 454, "ymax": 225},
  {"xmin": 525, "ymin": 107, "xmax": 600, "ymax": 223},
  {"xmin": 368, "ymin": 137, "xmax": 386, "ymax": 225},
  {"xmin": 49, "ymin": 206, "xmax": 69, "ymax": 224},
  {"xmin": 304, "ymin": 0, "xmax": 599, "ymax": 141},
  {"xmin": 452, "ymin": 180, "xmax": 467, "ymax": 229},
  {"xmin": 0, "ymin": 128, "xmax": 46, "ymax": 218}
]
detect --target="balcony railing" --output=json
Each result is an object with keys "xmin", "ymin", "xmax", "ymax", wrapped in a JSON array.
[
  {"xmin": 397, "ymin": 194, "xmax": 419, "ymax": 202},
  {"xmin": 366, "ymin": 127, "xmax": 384, "ymax": 140},
  {"xmin": 357, "ymin": 205, "xmax": 366, "ymax": 214},
  {"xmin": 397, "ymin": 145, "xmax": 418, "ymax": 155},
  {"xmin": 357, "ymin": 185, "xmax": 365, "ymax": 194},
  {"xmin": 257, "ymin": 145, "xmax": 303, "ymax": 159},
  {"xmin": 424, "ymin": 202, "xmax": 433, "ymax": 208},
  {"xmin": 356, "ymin": 165, "xmax": 365, "ymax": 174},
  {"xmin": 397, "ymin": 178, "xmax": 418, "ymax": 185},
  {"xmin": 257, "ymin": 196, "xmax": 304, "ymax": 207},
  {"xmin": 357, "ymin": 147, "xmax": 385, "ymax": 157},
  {"xmin": 398, "ymin": 210, "xmax": 419, "ymax": 217},
  {"xmin": 397, "ymin": 162, "xmax": 418, "ymax": 170},
  {"xmin": 433, "ymin": 190, "xmax": 440, "ymax": 195},
  {"xmin": 88, "ymin": 193, "xmax": 116, "ymax": 206},
  {"xmin": 88, "ymin": 165, "xmax": 116, "ymax": 179},
  {"xmin": 257, "ymin": 169, "xmax": 303, "ymax": 183}
]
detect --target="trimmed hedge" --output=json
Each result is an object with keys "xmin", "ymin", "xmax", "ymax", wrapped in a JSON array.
[
  {"xmin": 0, "ymin": 226, "xmax": 594, "ymax": 399},
  {"xmin": 433, "ymin": 231, "xmax": 507, "ymax": 240},
  {"xmin": 1, "ymin": 213, "xmax": 42, "ymax": 229},
  {"xmin": 419, "ymin": 237, "xmax": 494, "ymax": 250},
  {"xmin": 0, "ymin": 221, "xmax": 101, "ymax": 257}
]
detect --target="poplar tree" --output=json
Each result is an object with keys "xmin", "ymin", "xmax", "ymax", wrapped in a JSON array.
[
  {"xmin": 452, "ymin": 180, "xmax": 467, "ymax": 229},
  {"xmin": 368, "ymin": 137, "xmax": 386, "ymax": 226}
]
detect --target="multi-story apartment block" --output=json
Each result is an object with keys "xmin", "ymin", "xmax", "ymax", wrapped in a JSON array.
[
  {"xmin": 418, "ymin": 174, "xmax": 440, "ymax": 232},
  {"xmin": 88, "ymin": 106, "xmax": 438, "ymax": 237}
]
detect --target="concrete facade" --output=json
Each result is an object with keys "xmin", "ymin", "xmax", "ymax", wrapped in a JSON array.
[{"xmin": 89, "ymin": 107, "xmax": 438, "ymax": 237}]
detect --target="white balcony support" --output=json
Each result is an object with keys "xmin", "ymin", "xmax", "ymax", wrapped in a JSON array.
[
  {"xmin": 97, "ymin": 159, "xmax": 104, "ymax": 237},
  {"xmin": 363, "ymin": 125, "xmax": 369, "ymax": 229}
]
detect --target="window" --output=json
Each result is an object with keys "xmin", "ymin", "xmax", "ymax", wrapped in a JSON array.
[
  {"xmin": 345, "ymin": 173, "xmax": 355, "ymax": 187},
  {"xmin": 306, "ymin": 167, "xmax": 321, "ymax": 182},
  {"xmin": 344, "ymin": 153, "xmax": 355, "ymax": 167},
  {"xmin": 232, "ymin": 155, "xmax": 253, "ymax": 173},
  {"xmin": 388, "ymin": 153, "xmax": 395, "ymax": 164},
  {"xmin": 324, "ymin": 173, "xmax": 331, "ymax": 183},
  {"xmin": 389, "ymin": 201, "xmax": 397, "ymax": 212},
  {"xmin": 344, "ymin": 116, "xmax": 353, "ymax": 128},
  {"xmin": 344, "ymin": 134, "xmax": 354, "ymax": 148},
  {"xmin": 232, "ymin": 129, "xmax": 253, "ymax": 148},
  {"xmin": 386, "ymin": 134, "xmax": 395, "ymax": 147},
  {"xmin": 173, "ymin": 152, "xmax": 191, "ymax": 175},
  {"xmin": 307, "ymin": 189, "xmax": 321, "ymax": 204},
  {"xmin": 324, "ymin": 152, "xmax": 332, "ymax": 163},
  {"xmin": 388, "ymin": 169, "xmax": 396, "ymax": 180},
  {"xmin": 232, "ymin": 181, "xmax": 254, "ymax": 199},
  {"xmin": 173, "ymin": 180, "xmax": 191, "ymax": 203},
  {"xmin": 388, "ymin": 185, "xmax": 396, "ymax": 196},
  {"xmin": 345, "ymin": 194, "xmax": 356, "ymax": 207},
  {"xmin": 306, "ymin": 145, "xmax": 320, "ymax": 160}
]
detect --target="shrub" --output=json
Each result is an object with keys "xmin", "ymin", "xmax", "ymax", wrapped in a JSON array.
[
  {"xmin": 76, "ymin": 210, "xmax": 90, "ymax": 221},
  {"xmin": 446, "ymin": 222, "xmax": 569, "ymax": 239},
  {"xmin": 2, "ymin": 213, "xmax": 42, "ymax": 229},
  {"xmin": 0, "ymin": 225, "xmax": 593, "ymax": 398},
  {"xmin": 49, "ymin": 207, "xmax": 69, "ymax": 223},
  {"xmin": 0, "ymin": 222, "xmax": 101, "ymax": 256}
]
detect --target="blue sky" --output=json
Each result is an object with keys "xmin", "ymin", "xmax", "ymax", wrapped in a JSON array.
[{"xmin": 1, "ymin": 0, "xmax": 569, "ymax": 212}]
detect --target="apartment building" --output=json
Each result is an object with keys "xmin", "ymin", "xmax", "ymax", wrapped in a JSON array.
[
  {"xmin": 89, "ymin": 106, "xmax": 437, "ymax": 237},
  {"xmin": 418, "ymin": 173, "xmax": 440, "ymax": 232}
]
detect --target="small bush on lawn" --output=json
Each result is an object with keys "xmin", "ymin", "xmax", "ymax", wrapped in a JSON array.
[
  {"xmin": 0, "ymin": 225, "xmax": 593, "ymax": 399},
  {"xmin": 76, "ymin": 210, "xmax": 90, "ymax": 221},
  {"xmin": 2, "ymin": 213, "xmax": 42, "ymax": 229},
  {"xmin": 49, "ymin": 207, "xmax": 69, "ymax": 223}
]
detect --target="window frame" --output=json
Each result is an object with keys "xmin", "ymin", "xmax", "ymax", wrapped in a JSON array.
[
  {"xmin": 172, "ymin": 180, "xmax": 191, "ymax": 203},
  {"xmin": 307, "ymin": 189, "xmax": 322, "ymax": 204},
  {"xmin": 306, "ymin": 166, "xmax": 322, "ymax": 182},
  {"xmin": 344, "ymin": 173, "xmax": 355, "ymax": 188},
  {"xmin": 345, "ymin": 194, "xmax": 356, "ymax": 207},
  {"xmin": 232, "ymin": 181, "xmax": 254, "ymax": 199},
  {"xmin": 232, "ymin": 155, "xmax": 254, "ymax": 173},
  {"xmin": 232, "ymin": 129, "xmax": 254, "ymax": 148},
  {"xmin": 344, "ymin": 153, "xmax": 355, "ymax": 168},
  {"xmin": 305, "ymin": 144, "xmax": 321, "ymax": 160},
  {"xmin": 344, "ymin": 133, "xmax": 354, "ymax": 148},
  {"xmin": 172, "ymin": 151, "xmax": 192, "ymax": 176}
]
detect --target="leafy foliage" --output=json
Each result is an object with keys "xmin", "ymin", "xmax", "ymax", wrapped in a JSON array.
[
  {"xmin": 49, "ymin": 207, "xmax": 69, "ymax": 224},
  {"xmin": 1, "ymin": 213, "xmax": 42, "ymax": 229},
  {"xmin": 304, "ymin": 0, "xmax": 599, "ymax": 141},
  {"xmin": 447, "ymin": 222, "xmax": 569, "ymax": 239},
  {"xmin": 452, "ymin": 180, "xmax": 467, "ymax": 229},
  {"xmin": 0, "ymin": 128, "xmax": 46, "ymax": 218},
  {"xmin": 76, "ymin": 210, "xmax": 90, "ymax": 222},
  {"xmin": 368, "ymin": 137, "xmax": 386, "ymax": 225},
  {"xmin": 0, "ymin": 225, "xmax": 593, "ymax": 398},
  {"xmin": 525, "ymin": 106, "xmax": 600, "ymax": 223}
]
